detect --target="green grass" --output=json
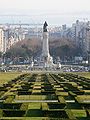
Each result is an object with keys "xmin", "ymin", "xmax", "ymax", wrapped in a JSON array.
[
  {"xmin": 75, "ymin": 95, "xmax": 90, "ymax": 104},
  {"xmin": 16, "ymin": 95, "xmax": 46, "ymax": 100},
  {"xmin": 70, "ymin": 109, "xmax": 87, "ymax": 117},
  {"xmin": 0, "ymin": 117, "xmax": 48, "ymax": 120},
  {"xmin": 4, "ymin": 95, "xmax": 15, "ymax": 103},
  {"xmin": 42, "ymin": 103, "xmax": 48, "ymax": 110},
  {"xmin": 0, "ymin": 72, "xmax": 22, "ymax": 85},
  {"xmin": 0, "ymin": 72, "xmax": 89, "ymax": 119},
  {"xmin": 28, "ymin": 103, "xmax": 41, "ymax": 109},
  {"xmin": 73, "ymin": 72, "xmax": 90, "ymax": 79},
  {"xmin": 56, "ymin": 91, "xmax": 68, "ymax": 96}
]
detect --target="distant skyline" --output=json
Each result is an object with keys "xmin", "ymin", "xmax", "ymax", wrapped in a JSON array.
[{"xmin": 0, "ymin": 0, "xmax": 90, "ymax": 26}]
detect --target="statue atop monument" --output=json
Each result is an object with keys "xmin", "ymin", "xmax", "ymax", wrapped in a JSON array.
[{"xmin": 43, "ymin": 21, "xmax": 48, "ymax": 32}]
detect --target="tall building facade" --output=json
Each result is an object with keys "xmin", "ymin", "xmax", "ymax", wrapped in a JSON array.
[
  {"xmin": 0, "ymin": 25, "xmax": 27, "ymax": 53},
  {"xmin": 86, "ymin": 28, "xmax": 90, "ymax": 53},
  {"xmin": 70, "ymin": 20, "xmax": 90, "ymax": 55},
  {"xmin": 0, "ymin": 28, "xmax": 6, "ymax": 53},
  {"xmin": 0, "ymin": 28, "xmax": 10, "ymax": 53}
]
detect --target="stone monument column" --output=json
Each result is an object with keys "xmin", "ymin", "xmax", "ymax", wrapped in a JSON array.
[
  {"xmin": 42, "ymin": 21, "xmax": 50, "ymax": 63},
  {"xmin": 42, "ymin": 21, "xmax": 53, "ymax": 68}
]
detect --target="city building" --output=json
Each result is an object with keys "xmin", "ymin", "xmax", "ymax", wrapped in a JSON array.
[
  {"xmin": 0, "ymin": 20, "xmax": 90, "ymax": 59},
  {"xmin": 70, "ymin": 20, "xmax": 90, "ymax": 55},
  {"xmin": 0, "ymin": 28, "xmax": 8, "ymax": 53}
]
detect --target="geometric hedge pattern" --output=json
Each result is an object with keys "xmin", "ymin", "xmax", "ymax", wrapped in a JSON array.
[{"xmin": 0, "ymin": 73, "xmax": 90, "ymax": 120}]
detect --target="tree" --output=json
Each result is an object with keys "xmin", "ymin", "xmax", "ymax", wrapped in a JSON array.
[{"xmin": 0, "ymin": 52, "xmax": 2, "ymax": 58}]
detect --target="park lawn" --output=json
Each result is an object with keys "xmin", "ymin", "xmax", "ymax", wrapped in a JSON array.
[
  {"xmin": 70, "ymin": 109, "xmax": 87, "ymax": 117},
  {"xmin": 16, "ymin": 95, "xmax": 46, "ymax": 100},
  {"xmin": 0, "ymin": 72, "xmax": 22, "ymax": 85},
  {"xmin": 28, "ymin": 103, "xmax": 41, "ymax": 109},
  {"xmin": 73, "ymin": 72, "xmax": 90, "ymax": 79},
  {"xmin": 0, "ymin": 117, "xmax": 48, "ymax": 120},
  {"xmin": 75, "ymin": 95, "xmax": 90, "ymax": 103}
]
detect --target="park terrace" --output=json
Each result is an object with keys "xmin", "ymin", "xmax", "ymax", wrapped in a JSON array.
[{"xmin": 0, "ymin": 73, "xmax": 89, "ymax": 119}]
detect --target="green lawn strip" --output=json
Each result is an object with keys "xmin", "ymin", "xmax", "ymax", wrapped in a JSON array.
[
  {"xmin": 55, "ymin": 91, "xmax": 68, "ymax": 96},
  {"xmin": 34, "ymin": 82, "xmax": 42, "ymax": 85},
  {"xmin": 0, "ymin": 117, "xmax": 49, "ymax": 120},
  {"xmin": 0, "ymin": 109, "xmax": 3, "ymax": 117},
  {"xmin": 65, "ymin": 109, "xmax": 77, "ymax": 119},
  {"xmin": 29, "ymin": 95, "xmax": 46, "ymax": 100},
  {"xmin": 72, "ymin": 72, "xmax": 90, "ymax": 79},
  {"xmin": 42, "ymin": 103, "xmax": 49, "ymax": 110},
  {"xmin": 24, "ymin": 117, "xmax": 48, "ymax": 120},
  {"xmin": 32, "ymin": 90, "xmax": 41, "ymax": 93},
  {"xmin": 70, "ymin": 109, "xmax": 87, "ymax": 117},
  {"xmin": 4, "ymin": 95, "xmax": 15, "ymax": 103},
  {"xmin": 0, "ymin": 117, "xmax": 23, "ymax": 120},
  {"xmin": 20, "ymin": 103, "xmax": 28, "ymax": 110},
  {"xmin": 68, "ymin": 91, "xmax": 76, "ymax": 96},
  {"xmin": 15, "ymin": 95, "xmax": 46, "ymax": 100},
  {"xmin": 58, "ymin": 96, "xmax": 66, "ymax": 104},
  {"xmin": 58, "ymin": 96, "xmax": 66, "ymax": 108},
  {"xmin": 28, "ymin": 103, "xmax": 41, "ymax": 109},
  {"xmin": 75, "ymin": 95, "xmax": 90, "ymax": 104},
  {"xmin": 0, "ymin": 72, "xmax": 22, "ymax": 85}
]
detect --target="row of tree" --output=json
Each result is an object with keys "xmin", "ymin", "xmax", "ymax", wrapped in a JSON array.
[{"xmin": 1, "ymin": 38, "xmax": 83, "ymax": 61}]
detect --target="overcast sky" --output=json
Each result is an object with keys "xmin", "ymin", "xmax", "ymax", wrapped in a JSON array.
[{"xmin": 0, "ymin": 0, "xmax": 90, "ymax": 26}]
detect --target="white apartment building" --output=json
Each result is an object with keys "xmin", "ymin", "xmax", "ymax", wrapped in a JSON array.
[
  {"xmin": 0, "ymin": 28, "xmax": 6, "ymax": 53},
  {"xmin": 70, "ymin": 20, "xmax": 90, "ymax": 55},
  {"xmin": 86, "ymin": 29, "xmax": 90, "ymax": 52}
]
